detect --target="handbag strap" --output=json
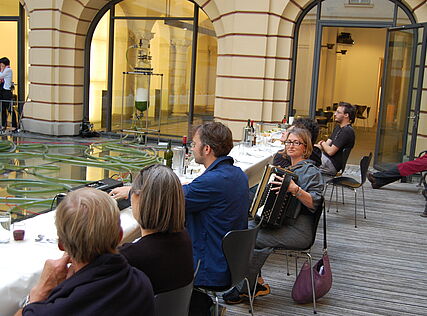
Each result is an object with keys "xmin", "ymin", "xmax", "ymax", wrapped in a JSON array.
[{"xmin": 323, "ymin": 200, "xmax": 327, "ymax": 252}]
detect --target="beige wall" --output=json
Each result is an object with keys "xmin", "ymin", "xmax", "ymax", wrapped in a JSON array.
[{"xmin": 18, "ymin": 0, "xmax": 427, "ymax": 152}]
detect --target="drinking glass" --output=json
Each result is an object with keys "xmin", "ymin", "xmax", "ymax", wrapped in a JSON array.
[
  {"xmin": 0, "ymin": 211, "xmax": 11, "ymax": 243},
  {"xmin": 13, "ymin": 222, "xmax": 26, "ymax": 241}
]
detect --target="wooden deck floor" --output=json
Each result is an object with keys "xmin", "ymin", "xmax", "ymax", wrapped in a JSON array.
[{"xmin": 224, "ymin": 168, "xmax": 427, "ymax": 315}]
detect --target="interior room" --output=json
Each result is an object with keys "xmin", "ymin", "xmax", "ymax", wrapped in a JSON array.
[{"xmin": 316, "ymin": 27, "xmax": 387, "ymax": 164}]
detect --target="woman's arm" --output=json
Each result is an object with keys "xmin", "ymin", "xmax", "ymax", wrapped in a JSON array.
[{"xmin": 287, "ymin": 179, "xmax": 314, "ymax": 209}]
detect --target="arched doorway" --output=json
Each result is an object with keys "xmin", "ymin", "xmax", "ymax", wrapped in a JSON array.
[
  {"xmin": 290, "ymin": 0, "xmax": 425, "ymax": 169},
  {"xmin": 84, "ymin": 0, "xmax": 217, "ymax": 139}
]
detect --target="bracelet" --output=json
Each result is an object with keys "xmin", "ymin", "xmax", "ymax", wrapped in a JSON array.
[
  {"xmin": 292, "ymin": 186, "xmax": 301, "ymax": 197},
  {"xmin": 20, "ymin": 294, "xmax": 31, "ymax": 308}
]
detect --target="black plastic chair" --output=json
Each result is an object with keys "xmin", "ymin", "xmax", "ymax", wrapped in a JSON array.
[
  {"xmin": 197, "ymin": 223, "xmax": 261, "ymax": 316},
  {"xmin": 274, "ymin": 197, "xmax": 325, "ymax": 314},
  {"xmin": 154, "ymin": 281, "xmax": 193, "ymax": 316},
  {"xmin": 326, "ymin": 153, "xmax": 372, "ymax": 227}
]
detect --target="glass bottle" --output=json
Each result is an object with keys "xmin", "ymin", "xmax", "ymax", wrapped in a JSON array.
[
  {"xmin": 164, "ymin": 140, "xmax": 173, "ymax": 168},
  {"xmin": 243, "ymin": 119, "xmax": 251, "ymax": 144},
  {"xmin": 250, "ymin": 120, "xmax": 256, "ymax": 146}
]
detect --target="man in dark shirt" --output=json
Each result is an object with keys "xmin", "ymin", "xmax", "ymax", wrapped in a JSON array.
[{"xmin": 316, "ymin": 102, "xmax": 356, "ymax": 175}]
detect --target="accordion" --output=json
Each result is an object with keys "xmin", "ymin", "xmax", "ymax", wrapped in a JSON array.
[{"xmin": 250, "ymin": 165, "xmax": 301, "ymax": 228}]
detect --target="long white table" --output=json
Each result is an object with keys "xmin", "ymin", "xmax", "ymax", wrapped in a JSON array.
[{"xmin": 0, "ymin": 143, "xmax": 279, "ymax": 316}]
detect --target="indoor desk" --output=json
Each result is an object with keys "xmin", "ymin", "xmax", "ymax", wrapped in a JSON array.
[{"xmin": 0, "ymin": 143, "xmax": 278, "ymax": 316}]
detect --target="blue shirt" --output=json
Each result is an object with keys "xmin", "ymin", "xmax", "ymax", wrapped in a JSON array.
[{"xmin": 183, "ymin": 156, "xmax": 249, "ymax": 287}]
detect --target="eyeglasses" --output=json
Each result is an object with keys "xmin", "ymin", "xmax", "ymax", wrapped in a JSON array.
[{"xmin": 284, "ymin": 140, "xmax": 305, "ymax": 147}]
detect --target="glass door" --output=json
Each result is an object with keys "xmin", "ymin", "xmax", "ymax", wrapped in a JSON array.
[{"xmin": 374, "ymin": 24, "xmax": 426, "ymax": 170}]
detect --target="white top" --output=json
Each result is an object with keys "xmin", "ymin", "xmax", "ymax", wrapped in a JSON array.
[{"xmin": 0, "ymin": 66, "xmax": 13, "ymax": 90}]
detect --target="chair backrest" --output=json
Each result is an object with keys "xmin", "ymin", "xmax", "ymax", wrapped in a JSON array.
[
  {"xmin": 359, "ymin": 152, "xmax": 373, "ymax": 184},
  {"xmin": 222, "ymin": 223, "xmax": 260, "ymax": 288},
  {"xmin": 340, "ymin": 147, "xmax": 352, "ymax": 174},
  {"xmin": 356, "ymin": 105, "xmax": 367, "ymax": 118},
  {"xmin": 154, "ymin": 281, "xmax": 193, "ymax": 316},
  {"xmin": 276, "ymin": 197, "xmax": 325, "ymax": 252},
  {"xmin": 307, "ymin": 196, "xmax": 325, "ymax": 249},
  {"xmin": 365, "ymin": 106, "xmax": 371, "ymax": 118}
]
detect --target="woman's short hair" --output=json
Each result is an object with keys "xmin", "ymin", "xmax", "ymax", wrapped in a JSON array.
[
  {"xmin": 55, "ymin": 188, "xmax": 121, "ymax": 263},
  {"xmin": 292, "ymin": 118, "xmax": 319, "ymax": 144},
  {"xmin": 193, "ymin": 122, "xmax": 233, "ymax": 157},
  {"xmin": 131, "ymin": 164, "xmax": 185, "ymax": 233},
  {"xmin": 287, "ymin": 127, "xmax": 313, "ymax": 159}
]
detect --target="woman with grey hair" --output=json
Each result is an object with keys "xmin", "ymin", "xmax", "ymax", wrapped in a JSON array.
[
  {"xmin": 16, "ymin": 188, "xmax": 154, "ymax": 316},
  {"xmin": 119, "ymin": 164, "xmax": 194, "ymax": 294}
]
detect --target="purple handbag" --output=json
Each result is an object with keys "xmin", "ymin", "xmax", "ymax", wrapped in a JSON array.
[{"xmin": 291, "ymin": 202, "xmax": 332, "ymax": 304}]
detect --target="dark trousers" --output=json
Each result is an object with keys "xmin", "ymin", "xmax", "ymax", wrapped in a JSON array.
[
  {"xmin": 372, "ymin": 165, "xmax": 402, "ymax": 188},
  {"xmin": 1, "ymin": 89, "xmax": 17, "ymax": 128}
]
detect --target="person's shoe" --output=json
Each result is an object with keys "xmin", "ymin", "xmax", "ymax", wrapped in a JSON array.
[
  {"xmin": 367, "ymin": 172, "xmax": 380, "ymax": 189},
  {"xmin": 210, "ymin": 303, "xmax": 226, "ymax": 316},
  {"xmin": 222, "ymin": 287, "xmax": 245, "ymax": 305},
  {"xmin": 420, "ymin": 210, "xmax": 427, "ymax": 218},
  {"xmin": 11, "ymin": 128, "xmax": 18, "ymax": 133},
  {"xmin": 242, "ymin": 282, "xmax": 271, "ymax": 298}
]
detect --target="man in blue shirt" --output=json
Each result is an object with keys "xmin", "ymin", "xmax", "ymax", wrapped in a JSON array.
[{"xmin": 184, "ymin": 122, "xmax": 249, "ymax": 288}]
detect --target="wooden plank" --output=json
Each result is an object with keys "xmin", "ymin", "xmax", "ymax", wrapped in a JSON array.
[{"xmin": 222, "ymin": 171, "xmax": 427, "ymax": 315}]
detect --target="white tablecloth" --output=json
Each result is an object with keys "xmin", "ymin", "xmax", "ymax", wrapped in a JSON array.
[{"xmin": 0, "ymin": 143, "xmax": 279, "ymax": 316}]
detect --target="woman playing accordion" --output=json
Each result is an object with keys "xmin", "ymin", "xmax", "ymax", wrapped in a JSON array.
[{"xmin": 223, "ymin": 127, "xmax": 324, "ymax": 304}]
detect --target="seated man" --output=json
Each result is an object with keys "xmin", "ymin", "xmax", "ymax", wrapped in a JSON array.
[
  {"xmin": 185, "ymin": 122, "xmax": 249, "ymax": 313},
  {"xmin": 315, "ymin": 102, "xmax": 356, "ymax": 175},
  {"xmin": 368, "ymin": 153, "xmax": 427, "ymax": 217},
  {"xmin": 111, "ymin": 122, "xmax": 249, "ymax": 314},
  {"xmin": 16, "ymin": 188, "xmax": 154, "ymax": 316}
]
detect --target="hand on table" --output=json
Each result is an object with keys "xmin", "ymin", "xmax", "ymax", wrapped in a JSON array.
[{"xmin": 109, "ymin": 186, "xmax": 131, "ymax": 200}]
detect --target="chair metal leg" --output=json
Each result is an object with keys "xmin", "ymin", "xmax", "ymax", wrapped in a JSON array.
[
  {"xmin": 327, "ymin": 185, "xmax": 335, "ymax": 213},
  {"xmin": 307, "ymin": 253, "xmax": 317, "ymax": 314},
  {"xmin": 341, "ymin": 186, "xmax": 345, "ymax": 205},
  {"xmin": 244, "ymin": 277, "xmax": 255, "ymax": 316},
  {"xmin": 362, "ymin": 185, "xmax": 367, "ymax": 219},
  {"xmin": 286, "ymin": 252, "xmax": 290, "ymax": 276},
  {"xmin": 354, "ymin": 189, "xmax": 357, "ymax": 228},
  {"xmin": 214, "ymin": 292, "xmax": 219, "ymax": 316},
  {"xmin": 335, "ymin": 185, "xmax": 339, "ymax": 212}
]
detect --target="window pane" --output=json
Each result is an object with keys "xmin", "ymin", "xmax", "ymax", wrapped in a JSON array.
[
  {"xmin": 112, "ymin": 17, "xmax": 194, "ymax": 137},
  {"xmin": 193, "ymin": 9, "xmax": 217, "ymax": 124},
  {"xmin": 396, "ymin": 6, "xmax": 412, "ymax": 26},
  {"xmin": 321, "ymin": 0, "xmax": 394, "ymax": 22},
  {"xmin": 89, "ymin": 12, "xmax": 109, "ymax": 130},
  {"xmin": 293, "ymin": 5, "xmax": 317, "ymax": 117},
  {"xmin": 115, "ymin": 0, "xmax": 194, "ymax": 18},
  {"xmin": 0, "ymin": 0, "xmax": 19, "ymax": 16},
  {"xmin": 0, "ymin": 21, "xmax": 18, "ymax": 86}
]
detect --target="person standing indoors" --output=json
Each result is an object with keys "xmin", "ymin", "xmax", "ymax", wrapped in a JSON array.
[
  {"xmin": 0, "ymin": 57, "xmax": 17, "ymax": 132},
  {"xmin": 315, "ymin": 102, "xmax": 356, "ymax": 175}
]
